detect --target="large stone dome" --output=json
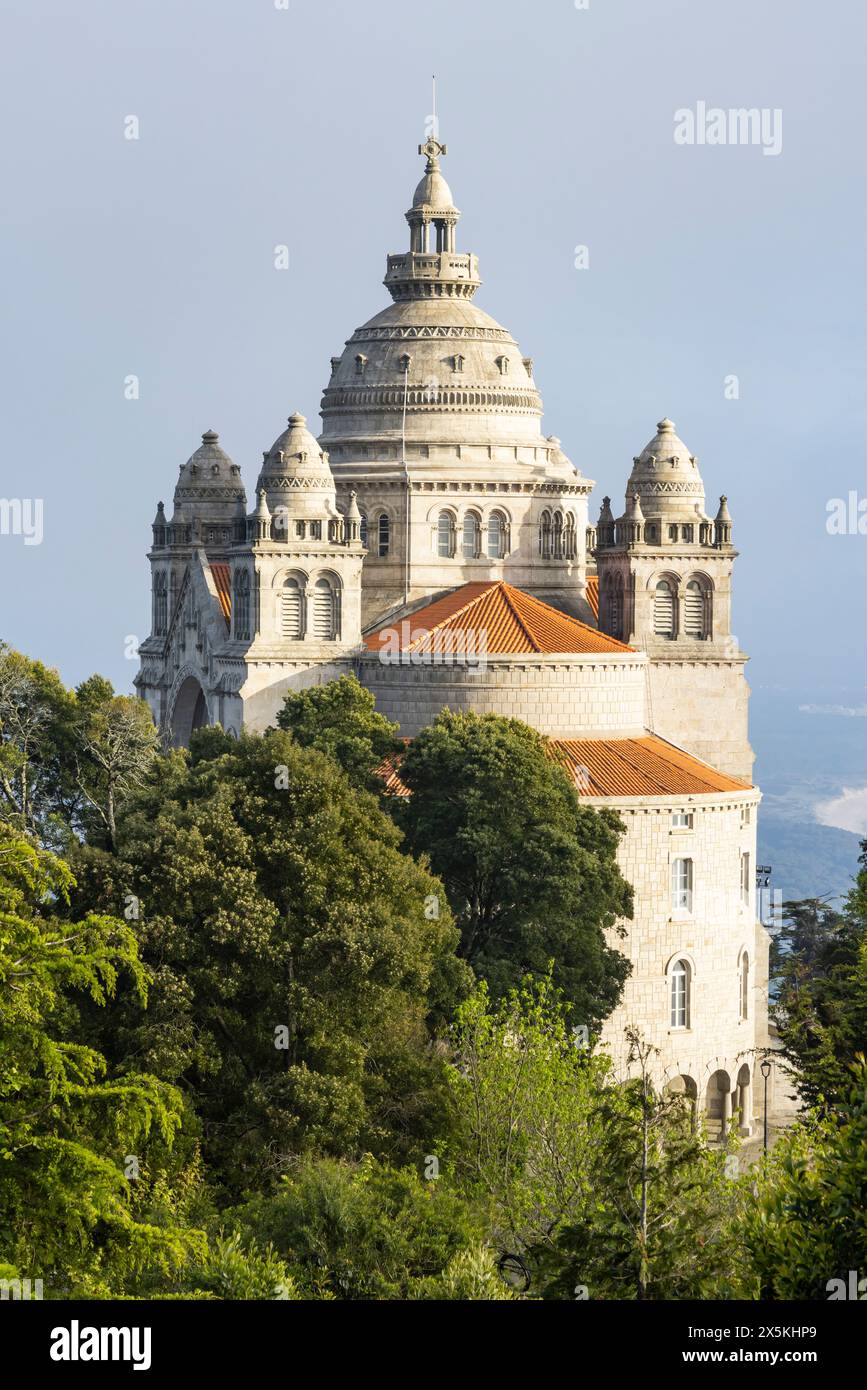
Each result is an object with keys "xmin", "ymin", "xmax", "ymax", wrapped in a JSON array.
[{"xmin": 319, "ymin": 137, "xmax": 578, "ymax": 483}]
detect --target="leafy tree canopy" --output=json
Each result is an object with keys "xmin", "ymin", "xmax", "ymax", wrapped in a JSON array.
[{"xmin": 395, "ymin": 711, "xmax": 632, "ymax": 1026}]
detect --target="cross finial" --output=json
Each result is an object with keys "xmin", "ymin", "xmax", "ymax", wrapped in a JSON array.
[{"xmin": 419, "ymin": 135, "xmax": 447, "ymax": 167}]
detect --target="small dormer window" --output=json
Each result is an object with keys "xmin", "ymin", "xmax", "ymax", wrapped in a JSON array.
[
  {"xmin": 496, "ymin": 356, "xmax": 510, "ymax": 375},
  {"xmin": 399, "ymin": 354, "xmax": 412, "ymax": 372},
  {"xmin": 355, "ymin": 354, "xmax": 368, "ymax": 376},
  {"xmin": 453, "ymin": 354, "xmax": 465, "ymax": 373},
  {"xmin": 523, "ymin": 357, "xmax": 534, "ymax": 377}
]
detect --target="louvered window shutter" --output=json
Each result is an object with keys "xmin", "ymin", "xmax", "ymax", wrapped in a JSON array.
[
  {"xmin": 654, "ymin": 582, "xmax": 675, "ymax": 637},
  {"xmin": 684, "ymin": 581, "xmax": 705, "ymax": 638},
  {"xmin": 281, "ymin": 581, "xmax": 303, "ymax": 639},
  {"xmin": 312, "ymin": 580, "xmax": 335, "ymax": 640}
]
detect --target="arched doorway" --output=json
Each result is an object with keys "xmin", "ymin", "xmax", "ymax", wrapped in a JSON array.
[
  {"xmin": 665, "ymin": 1074, "xmax": 698, "ymax": 1129},
  {"xmin": 705, "ymin": 1070, "xmax": 732, "ymax": 1143},
  {"xmin": 170, "ymin": 675, "xmax": 209, "ymax": 748}
]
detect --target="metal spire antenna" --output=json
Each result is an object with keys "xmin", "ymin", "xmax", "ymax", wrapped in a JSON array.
[{"xmin": 432, "ymin": 74, "xmax": 437, "ymax": 135}]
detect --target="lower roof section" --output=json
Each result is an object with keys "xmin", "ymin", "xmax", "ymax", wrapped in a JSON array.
[{"xmin": 378, "ymin": 731, "xmax": 753, "ymax": 800}]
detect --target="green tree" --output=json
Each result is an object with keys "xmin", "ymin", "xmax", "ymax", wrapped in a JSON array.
[
  {"xmin": 773, "ymin": 866, "xmax": 867, "ymax": 1109},
  {"xmin": 72, "ymin": 679, "xmax": 159, "ymax": 851},
  {"xmin": 444, "ymin": 977, "xmax": 610, "ymax": 1257},
  {"xmin": 535, "ymin": 1030, "xmax": 748, "ymax": 1300},
  {"xmin": 80, "ymin": 729, "xmax": 472, "ymax": 1193},
  {"xmin": 275, "ymin": 675, "xmax": 402, "ymax": 794},
  {"xmin": 0, "ymin": 644, "xmax": 77, "ymax": 840},
  {"xmin": 234, "ymin": 1154, "xmax": 485, "ymax": 1300},
  {"xmin": 0, "ymin": 824, "xmax": 196, "ymax": 1296},
  {"xmin": 742, "ymin": 1061, "xmax": 867, "ymax": 1299},
  {"xmin": 395, "ymin": 711, "xmax": 632, "ymax": 1025}
]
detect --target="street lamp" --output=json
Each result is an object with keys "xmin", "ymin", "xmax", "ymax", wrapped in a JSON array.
[{"xmin": 760, "ymin": 1058, "xmax": 772, "ymax": 1154}]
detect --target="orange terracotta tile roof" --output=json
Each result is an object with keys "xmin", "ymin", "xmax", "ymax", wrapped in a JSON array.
[
  {"xmin": 547, "ymin": 735, "xmax": 752, "ymax": 796},
  {"xmin": 585, "ymin": 574, "xmax": 599, "ymax": 620},
  {"xmin": 210, "ymin": 562, "xmax": 232, "ymax": 622},
  {"xmin": 378, "ymin": 734, "xmax": 751, "ymax": 800},
  {"xmin": 364, "ymin": 581, "xmax": 634, "ymax": 657}
]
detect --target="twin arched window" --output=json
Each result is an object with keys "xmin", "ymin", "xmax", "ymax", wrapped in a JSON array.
[
  {"xmin": 653, "ymin": 576, "xmax": 712, "ymax": 640},
  {"xmin": 233, "ymin": 570, "xmax": 251, "ymax": 641},
  {"xmin": 280, "ymin": 575, "xmax": 339, "ymax": 641},
  {"xmin": 539, "ymin": 509, "xmax": 577, "ymax": 560}
]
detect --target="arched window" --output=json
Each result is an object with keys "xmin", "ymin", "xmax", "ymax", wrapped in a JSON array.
[
  {"xmin": 437, "ymin": 511, "xmax": 455, "ymax": 559},
  {"xmin": 539, "ymin": 510, "xmax": 552, "ymax": 559},
  {"xmin": 359, "ymin": 514, "xmax": 368, "ymax": 548},
  {"xmin": 487, "ymin": 511, "xmax": 506, "ymax": 560},
  {"xmin": 740, "ymin": 952, "xmax": 750, "ymax": 1021},
  {"xmin": 564, "ymin": 513, "xmax": 577, "ymax": 560},
  {"xmin": 233, "ymin": 570, "xmax": 251, "ymax": 641},
  {"xmin": 377, "ymin": 514, "xmax": 391, "ymax": 558},
  {"xmin": 607, "ymin": 575, "xmax": 624, "ymax": 639},
  {"xmin": 311, "ymin": 578, "xmax": 336, "ymax": 640},
  {"xmin": 552, "ymin": 510, "xmax": 564, "ymax": 560},
  {"xmin": 462, "ymin": 512, "xmax": 480, "ymax": 559},
  {"xmin": 654, "ymin": 579, "xmax": 676, "ymax": 638},
  {"xmin": 154, "ymin": 573, "xmax": 168, "ymax": 636},
  {"xmin": 671, "ymin": 959, "xmax": 691, "ymax": 1029},
  {"xmin": 684, "ymin": 578, "xmax": 710, "ymax": 640},
  {"xmin": 281, "ymin": 577, "xmax": 304, "ymax": 640}
]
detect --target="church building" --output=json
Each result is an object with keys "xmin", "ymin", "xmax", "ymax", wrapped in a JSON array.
[{"xmin": 136, "ymin": 132, "xmax": 770, "ymax": 1136}]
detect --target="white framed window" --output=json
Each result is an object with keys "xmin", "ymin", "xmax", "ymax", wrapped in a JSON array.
[
  {"xmin": 740, "ymin": 951, "xmax": 750, "ymax": 1021},
  {"xmin": 671, "ymin": 959, "xmax": 691, "ymax": 1029},
  {"xmin": 462, "ymin": 512, "xmax": 480, "ymax": 559},
  {"xmin": 671, "ymin": 811, "xmax": 693, "ymax": 829},
  {"xmin": 377, "ymin": 514, "xmax": 391, "ymax": 558},
  {"xmin": 740, "ymin": 852, "xmax": 751, "ymax": 907},
  {"xmin": 487, "ymin": 511, "xmax": 506, "ymax": 560},
  {"xmin": 437, "ymin": 511, "xmax": 455, "ymax": 559},
  {"xmin": 671, "ymin": 857, "xmax": 693, "ymax": 913},
  {"xmin": 740, "ymin": 804, "xmax": 751, "ymax": 828}
]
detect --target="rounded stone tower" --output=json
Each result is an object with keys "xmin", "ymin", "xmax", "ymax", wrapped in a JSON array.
[{"xmin": 594, "ymin": 418, "xmax": 754, "ymax": 780}]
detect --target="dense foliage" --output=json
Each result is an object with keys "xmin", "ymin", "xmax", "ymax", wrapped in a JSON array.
[{"xmin": 1, "ymin": 643, "xmax": 865, "ymax": 1301}]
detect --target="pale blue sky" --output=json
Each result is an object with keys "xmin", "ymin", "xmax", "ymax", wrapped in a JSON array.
[{"xmin": 1, "ymin": 0, "xmax": 865, "ymax": 695}]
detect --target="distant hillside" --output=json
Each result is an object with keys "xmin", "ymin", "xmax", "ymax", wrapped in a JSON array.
[{"xmin": 758, "ymin": 813, "xmax": 861, "ymax": 905}]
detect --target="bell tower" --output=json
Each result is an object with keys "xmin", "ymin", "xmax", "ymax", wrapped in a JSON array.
[{"xmin": 595, "ymin": 419, "xmax": 754, "ymax": 781}]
